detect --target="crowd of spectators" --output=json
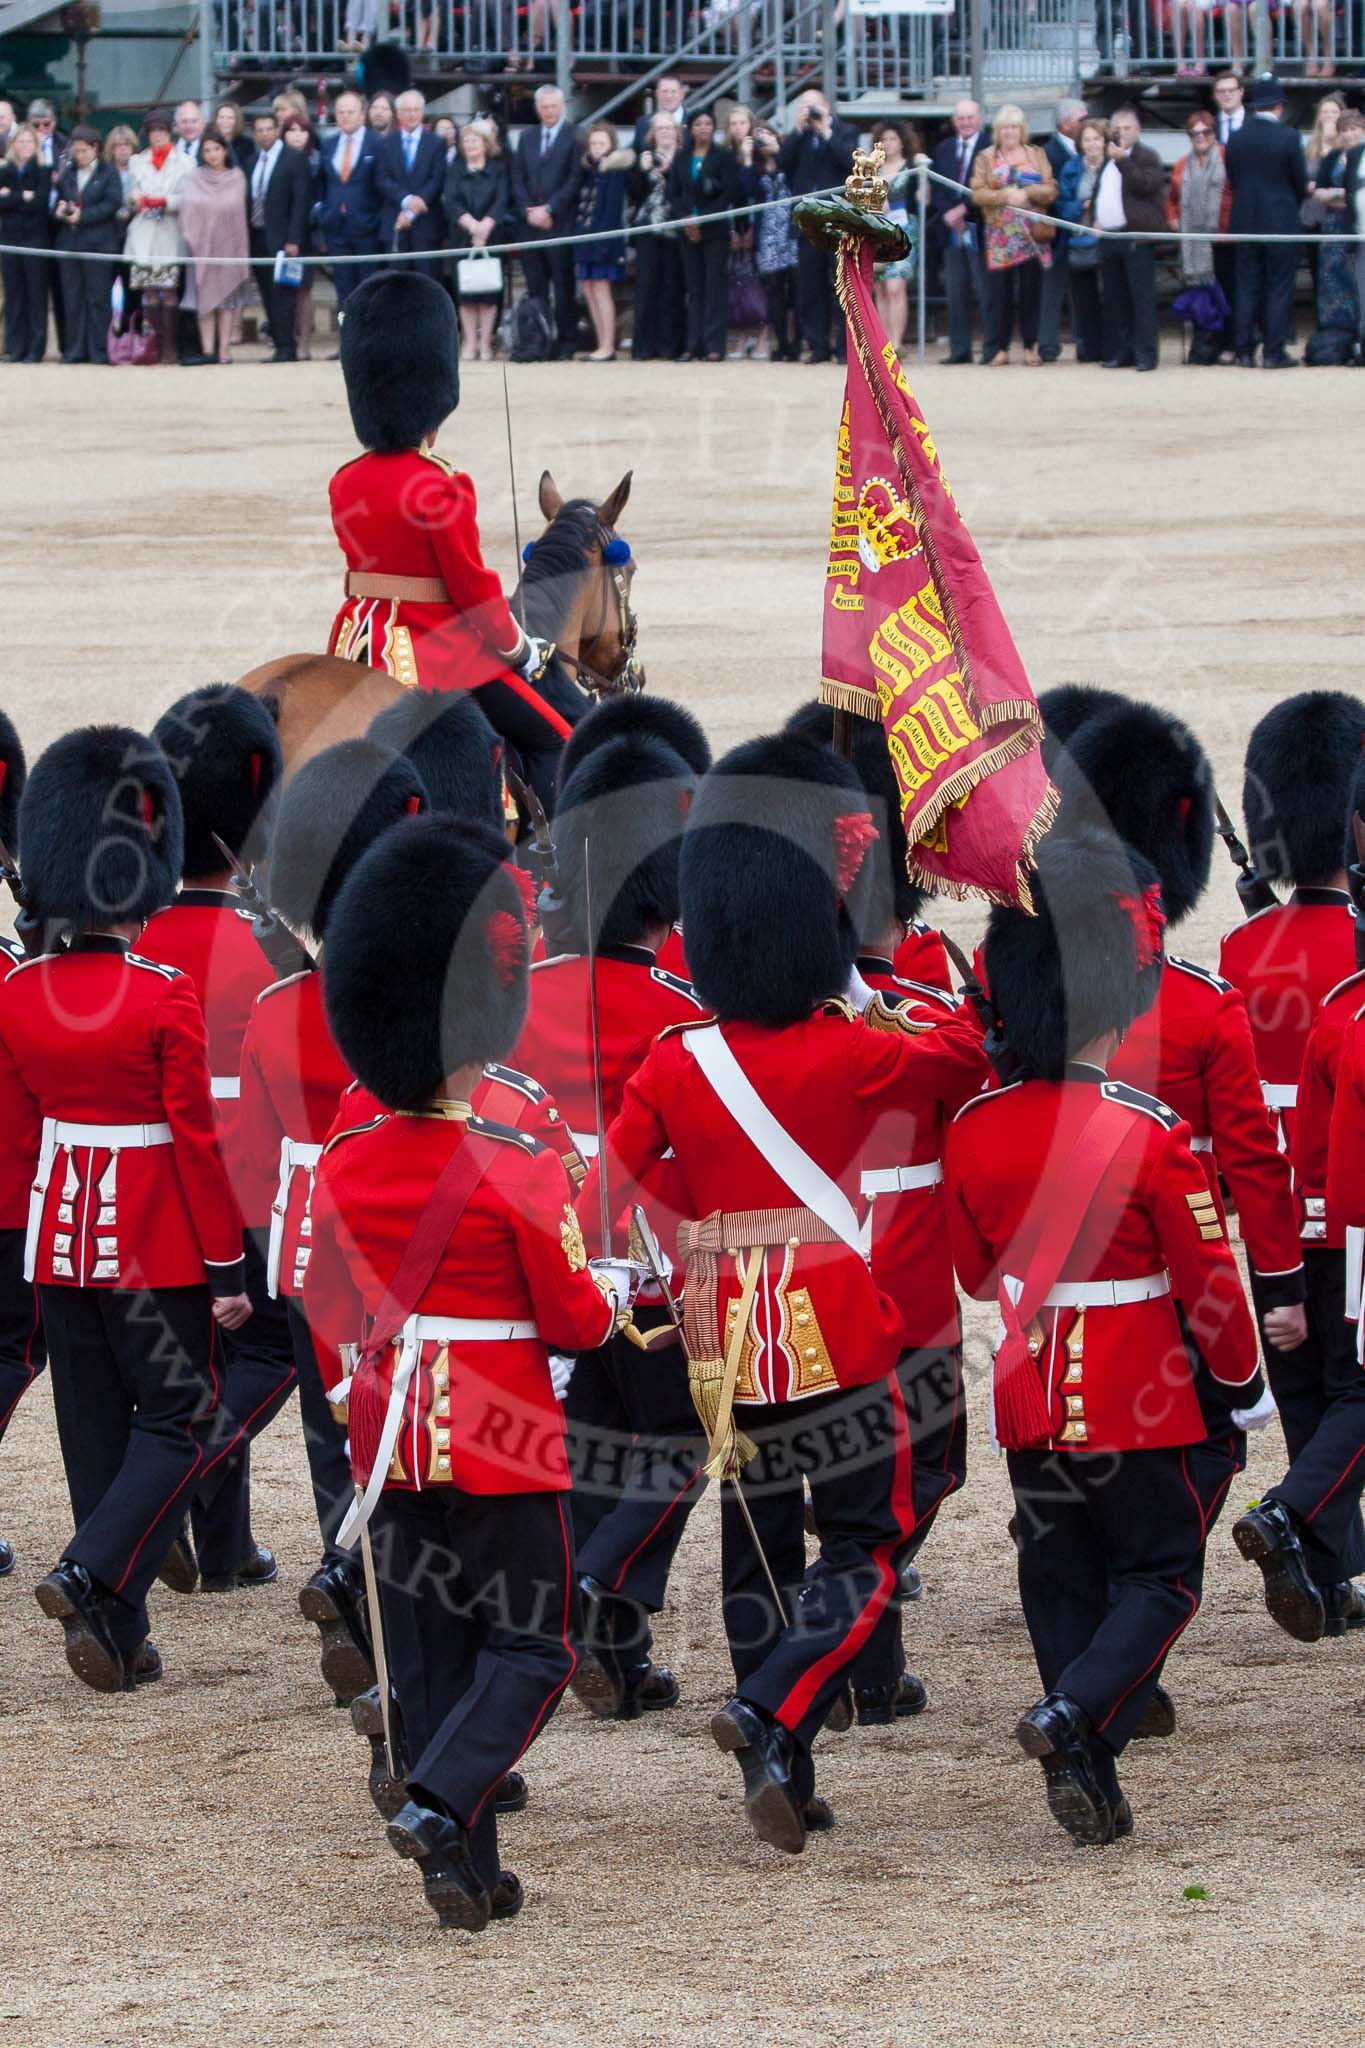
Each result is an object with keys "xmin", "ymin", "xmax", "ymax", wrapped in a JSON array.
[{"xmin": 0, "ymin": 68, "xmax": 1360, "ymax": 368}]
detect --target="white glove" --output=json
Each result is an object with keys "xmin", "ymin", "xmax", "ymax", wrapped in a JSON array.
[
  {"xmin": 518, "ymin": 633, "xmax": 554, "ymax": 681},
  {"xmin": 1232, "ymin": 1386, "xmax": 1278, "ymax": 1433},
  {"xmin": 845, "ymin": 964, "xmax": 876, "ymax": 1014},
  {"xmin": 549, "ymin": 1352, "xmax": 576, "ymax": 1400},
  {"xmin": 590, "ymin": 1256, "xmax": 644, "ymax": 1311}
]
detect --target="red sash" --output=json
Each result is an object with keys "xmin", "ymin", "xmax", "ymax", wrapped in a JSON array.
[{"xmin": 994, "ymin": 1103, "xmax": 1131, "ymax": 1451}]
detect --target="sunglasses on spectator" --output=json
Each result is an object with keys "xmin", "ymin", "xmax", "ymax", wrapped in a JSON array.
[{"xmin": 1190, "ymin": 126, "xmax": 1214, "ymax": 135}]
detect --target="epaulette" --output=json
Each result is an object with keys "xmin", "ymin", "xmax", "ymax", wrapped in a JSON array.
[
  {"xmin": 1168, "ymin": 955, "xmax": 1233, "ymax": 996},
  {"xmin": 416, "ymin": 445, "xmax": 456, "ymax": 477},
  {"xmin": 323, "ymin": 1114, "xmax": 386, "ymax": 1156},
  {"xmin": 1101, "ymin": 1079, "xmax": 1181, "ymax": 1131},
  {"xmin": 863, "ymin": 990, "xmax": 936, "ymax": 1037},
  {"xmin": 0, "ymin": 937, "xmax": 23, "ymax": 968},
  {"xmin": 1321, "ymin": 967, "xmax": 1365, "ymax": 1009},
  {"xmin": 908, "ymin": 917, "xmax": 938, "ymax": 938},
  {"xmin": 126, "ymin": 952, "xmax": 181, "ymax": 980},
  {"xmin": 821, "ymin": 995, "xmax": 859, "ymax": 1022},
  {"xmin": 656, "ymin": 1014, "xmax": 716, "ymax": 1043},
  {"xmin": 953, "ymin": 1079, "xmax": 1023, "ymax": 1121},
  {"xmin": 468, "ymin": 1111, "xmax": 543, "ymax": 1156},
  {"xmin": 256, "ymin": 968, "xmax": 311, "ymax": 1005},
  {"xmin": 482, "ymin": 1060, "xmax": 548, "ymax": 1104},
  {"xmin": 651, "ymin": 965, "xmax": 704, "ymax": 1008}
]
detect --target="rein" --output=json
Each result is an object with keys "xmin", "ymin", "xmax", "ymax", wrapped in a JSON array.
[{"xmin": 524, "ymin": 512, "xmax": 644, "ymax": 699}]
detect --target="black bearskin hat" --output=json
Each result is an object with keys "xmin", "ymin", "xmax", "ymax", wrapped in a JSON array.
[
  {"xmin": 554, "ymin": 733, "xmax": 694, "ymax": 949},
  {"xmin": 0, "ymin": 711, "xmax": 26, "ymax": 853},
  {"xmin": 681, "ymin": 731, "xmax": 877, "ymax": 1026},
  {"xmin": 151, "ymin": 683, "xmax": 283, "ymax": 877},
  {"xmin": 356, "ymin": 38, "xmax": 412, "ymax": 98},
  {"xmin": 268, "ymin": 737, "xmax": 428, "ymax": 942},
  {"xmin": 983, "ymin": 826, "xmax": 1166, "ymax": 1081},
  {"xmin": 368, "ymin": 689, "xmax": 504, "ymax": 832},
  {"xmin": 340, "ymin": 269, "xmax": 458, "ymax": 453},
  {"xmin": 19, "ymin": 725, "xmax": 183, "ymax": 926},
  {"xmin": 783, "ymin": 700, "xmax": 925, "ymax": 932},
  {"xmin": 1037, "ymin": 684, "xmax": 1124, "ymax": 775},
  {"xmin": 556, "ymin": 692, "xmax": 712, "ymax": 798},
  {"xmin": 323, "ymin": 816, "xmax": 531, "ymax": 1109},
  {"xmin": 1244, "ymin": 690, "xmax": 1365, "ymax": 889},
  {"xmin": 1056, "ymin": 698, "xmax": 1213, "ymax": 926}
]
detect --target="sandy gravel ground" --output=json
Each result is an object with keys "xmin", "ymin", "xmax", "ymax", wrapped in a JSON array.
[{"xmin": 2, "ymin": 350, "xmax": 1364, "ymax": 2048}]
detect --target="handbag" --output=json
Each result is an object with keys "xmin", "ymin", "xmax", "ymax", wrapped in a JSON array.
[
  {"xmin": 454, "ymin": 249, "xmax": 504, "ymax": 298},
  {"xmin": 106, "ymin": 312, "xmax": 160, "ymax": 366},
  {"xmin": 727, "ymin": 269, "xmax": 768, "ymax": 330}
]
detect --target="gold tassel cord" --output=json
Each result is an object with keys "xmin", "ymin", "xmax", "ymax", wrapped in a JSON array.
[{"xmin": 692, "ymin": 1245, "xmax": 765, "ymax": 1481}]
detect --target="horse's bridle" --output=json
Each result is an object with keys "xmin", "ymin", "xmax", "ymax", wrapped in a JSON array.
[{"xmin": 557, "ymin": 517, "xmax": 645, "ymax": 698}]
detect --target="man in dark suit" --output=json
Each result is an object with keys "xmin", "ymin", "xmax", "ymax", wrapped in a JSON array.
[
  {"xmin": 1039, "ymin": 98, "xmax": 1087, "ymax": 362},
  {"xmin": 317, "ymin": 87, "xmax": 383, "ymax": 311},
  {"xmin": 510, "ymin": 84, "xmax": 582, "ymax": 359},
  {"xmin": 53, "ymin": 124, "xmax": 122, "ymax": 363},
  {"xmin": 1094, "ymin": 105, "xmax": 1166, "ymax": 372},
  {"xmin": 929, "ymin": 99, "xmax": 994, "ymax": 364},
  {"xmin": 174, "ymin": 100, "xmax": 204, "ymax": 163},
  {"xmin": 1226, "ymin": 76, "xmax": 1308, "ymax": 368},
  {"xmin": 27, "ymin": 99, "xmax": 68, "ymax": 356},
  {"xmin": 248, "ymin": 112, "xmax": 312, "ymax": 362},
  {"xmin": 779, "ymin": 89, "xmax": 855, "ymax": 363},
  {"xmin": 375, "ymin": 88, "xmax": 446, "ymax": 277},
  {"xmin": 632, "ymin": 74, "xmax": 686, "ymax": 156}
]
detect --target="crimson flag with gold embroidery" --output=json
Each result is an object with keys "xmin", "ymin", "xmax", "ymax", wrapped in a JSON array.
[{"xmin": 821, "ymin": 236, "xmax": 1056, "ymax": 907}]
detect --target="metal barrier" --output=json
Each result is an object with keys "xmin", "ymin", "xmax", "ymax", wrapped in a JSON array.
[{"xmin": 1094, "ymin": 0, "xmax": 1363, "ymax": 78}]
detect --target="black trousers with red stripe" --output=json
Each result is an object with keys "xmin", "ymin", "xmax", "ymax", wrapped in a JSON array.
[
  {"xmin": 473, "ymin": 663, "xmax": 584, "ymax": 817},
  {"xmin": 565, "ymin": 1323, "xmax": 707, "ymax": 1628},
  {"xmin": 1007, "ymin": 1441, "xmax": 1211, "ymax": 1772},
  {"xmin": 0, "ymin": 1227, "xmax": 45, "ymax": 1458},
  {"xmin": 371, "ymin": 1485, "xmax": 579, "ymax": 1889},
  {"xmin": 188, "ymin": 1232, "xmax": 297, "ymax": 1576},
  {"xmin": 847, "ymin": 1343, "xmax": 967, "ymax": 1690},
  {"xmin": 284, "ymin": 1296, "xmax": 359, "ymax": 1568},
  {"xmin": 40, "ymin": 1281, "xmax": 219, "ymax": 1655},
  {"xmin": 722, "ymin": 1357, "xmax": 917, "ymax": 1790},
  {"xmin": 1257, "ymin": 1246, "xmax": 1365, "ymax": 1588}
]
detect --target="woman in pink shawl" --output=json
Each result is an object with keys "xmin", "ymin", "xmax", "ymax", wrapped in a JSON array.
[{"xmin": 180, "ymin": 130, "xmax": 251, "ymax": 363}]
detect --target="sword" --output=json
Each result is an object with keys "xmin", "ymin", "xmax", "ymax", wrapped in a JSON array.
[
  {"xmin": 630, "ymin": 1203, "xmax": 791, "ymax": 1631},
  {"xmin": 1213, "ymin": 794, "xmax": 1277, "ymax": 918},
  {"xmin": 583, "ymin": 835, "xmax": 613, "ymax": 1268},
  {"xmin": 211, "ymin": 831, "xmax": 315, "ymax": 979},
  {"xmin": 354, "ymin": 1498, "xmax": 397, "ymax": 1784},
  {"xmin": 502, "ymin": 358, "xmax": 524, "ymax": 586}
]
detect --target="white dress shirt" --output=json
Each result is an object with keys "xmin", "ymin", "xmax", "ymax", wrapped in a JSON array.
[{"xmin": 1095, "ymin": 156, "xmax": 1127, "ymax": 230}]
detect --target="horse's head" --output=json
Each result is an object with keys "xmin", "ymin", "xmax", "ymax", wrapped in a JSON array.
[{"xmin": 524, "ymin": 468, "xmax": 644, "ymax": 697}]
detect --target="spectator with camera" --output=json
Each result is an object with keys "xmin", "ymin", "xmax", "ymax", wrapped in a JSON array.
[
  {"xmin": 779, "ymin": 88, "xmax": 854, "ymax": 362},
  {"xmin": 53, "ymin": 123, "xmax": 122, "ymax": 364}
]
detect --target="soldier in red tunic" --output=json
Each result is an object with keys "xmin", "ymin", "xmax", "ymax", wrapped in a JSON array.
[
  {"xmin": 0, "ymin": 710, "xmax": 43, "ymax": 1577},
  {"xmin": 305, "ymin": 815, "xmax": 624, "ymax": 1930},
  {"xmin": 0, "ymin": 727, "xmax": 251, "ymax": 1693},
  {"xmin": 327, "ymin": 269, "xmax": 582, "ymax": 807},
  {"xmin": 579, "ymin": 732, "xmax": 988, "ymax": 1854},
  {"xmin": 238, "ymin": 734, "xmax": 429, "ymax": 1704},
  {"xmin": 140, "ymin": 684, "xmax": 293, "ymax": 1594},
  {"xmin": 945, "ymin": 828, "xmax": 1262, "ymax": 1846},
  {"xmin": 519, "ymin": 724, "xmax": 708, "ymax": 1721}
]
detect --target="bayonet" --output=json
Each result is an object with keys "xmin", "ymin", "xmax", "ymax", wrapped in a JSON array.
[
  {"xmin": 1213, "ymin": 794, "xmax": 1277, "ymax": 918},
  {"xmin": 212, "ymin": 831, "xmax": 315, "ymax": 978}
]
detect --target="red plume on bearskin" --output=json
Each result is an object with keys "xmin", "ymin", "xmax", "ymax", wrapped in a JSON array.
[
  {"xmin": 506, "ymin": 862, "xmax": 539, "ymax": 920},
  {"xmin": 486, "ymin": 909, "xmax": 527, "ymax": 988},
  {"xmin": 833, "ymin": 811, "xmax": 878, "ymax": 899}
]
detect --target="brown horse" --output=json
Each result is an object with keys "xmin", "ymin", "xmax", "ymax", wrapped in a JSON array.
[{"xmin": 238, "ymin": 468, "xmax": 641, "ymax": 779}]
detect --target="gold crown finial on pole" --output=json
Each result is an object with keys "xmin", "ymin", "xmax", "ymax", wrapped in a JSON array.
[{"xmin": 844, "ymin": 143, "xmax": 888, "ymax": 213}]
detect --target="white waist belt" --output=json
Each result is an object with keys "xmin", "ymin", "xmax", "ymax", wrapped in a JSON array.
[
  {"xmin": 336, "ymin": 1310, "xmax": 539, "ymax": 1550},
  {"xmin": 1189, "ymin": 1135, "xmax": 1213, "ymax": 1155},
  {"xmin": 265, "ymin": 1136, "xmax": 325, "ymax": 1298},
  {"xmin": 210, "ymin": 1076, "xmax": 241, "ymax": 1101},
  {"xmin": 1263, "ymin": 1082, "xmax": 1298, "ymax": 1110},
  {"xmin": 861, "ymin": 1161, "xmax": 944, "ymax": 1196},
  {"xmin": 25, "ymin": 1117, "xmax": 173, "ymax": 1282},
  {"xmin": 1004, "ymin": 1270, "xmax": 1171, "ymax": 1310}
]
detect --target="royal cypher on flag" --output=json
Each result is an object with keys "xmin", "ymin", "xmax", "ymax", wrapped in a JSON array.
[{"xmin": 820, "ymin": 235, "xmax": 1057, "ymax": 909}]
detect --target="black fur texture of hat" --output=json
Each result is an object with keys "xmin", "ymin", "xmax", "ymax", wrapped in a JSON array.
[
  {"xmin": 1243, "ymin": 690, "xmax": 1365, "ymax": 889},
  {"xmin": 680, "ymin": 730, "xmax": 876, "ymax": 1026},
  {"xmin": 19, "ymin": 725, "xmax": 183, "ymax": 926},
  {"xmin": 556, "ymin": 692, "xmax": 712, "ymax": 799},
  {"xmin": 368, "ymin": 688, "xmax": 504, "ymax": 833},
  {"xmin": 1037, "ymin": 684, "xmax": 1125, "ymax": 775},
  {"xmin": 340, "ymin": 269, "xmax": 458, "ymax": 453},
  {"xmin": 323, "ymin": 816, "xmax": 530, "ymax": 1109},
  {"xmin": 783, "ymin": 700, "xmax": 925, "ymax": 932},
  {"xmin": 1056, "ymin": 698, "xmax": 1213, "ymax": 926},
  {"xmin": 151, "ymin": 683, "xmax": 283, "ymax": 876},
  {"xmin": 268, "ymin": 737, "xmax": 428, "ymax": 941},
  {"xmin": 0, "ymin": 711, "xmax": 26, "ymax": 854},
  {"xmin": 983, "ymin": 825, "xmax": 1166, "ymax": 1081},
  {"xmin": 554, "ymin": 732, "xmax": 694, "ymax": 949}
]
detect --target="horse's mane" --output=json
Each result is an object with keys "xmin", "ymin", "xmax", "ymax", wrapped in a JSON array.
[{"xmin": 515, "ymin": 499, "xmax": 600, "ymax": 639}]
